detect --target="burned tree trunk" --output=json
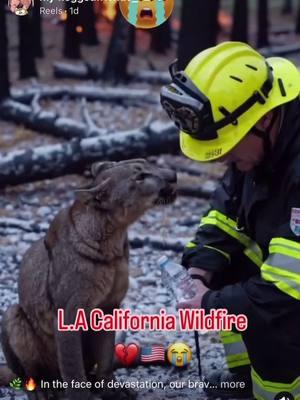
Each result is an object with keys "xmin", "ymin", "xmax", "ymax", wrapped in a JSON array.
[
  {"xmin": 282, "ymin": 0, "xmax": 293, "ymax": 14},
  {"xmin": 128, "ymin": 26, "xmax": 136, "ymax": 55},
  {"xmin": 296, "ymin": 0, "xmax": 300, "ymax": 34},
  {"xmin": 150, "ymin": 20, "xmax": 172, "ymax": 54},
  {"xmin": 178, "ymin": 0, "xmax": 220, "ymax": 69},
  {"xmin": 257, "ymin": 0, "xmax": 269, "ymax": 48},
  {"xmin": 63, "ymin": 4, "xmax": 81, "ymax": 59},
  {"xmin": 102, "ymin": 7, "xmax": 130, "ymax": 81},
  {"xmin": 18, "ymin": 11, "xmax": 38, "ymax": 79},
  {"xmin": 33, "ymin": 0, "xmax": 44, "ymax": 58},
  {"xmin": 80, "ymin": 1, "xmax": 99, "ymax": 46},
  {"xmin": 0, "ymin": 121, "xmax": 179, "ymax": 187},
  {"xmin": 0, "ymin": 1, "xmax": 10, "ymax": 100},
  {"xmin": 231, "ymin": 0, "xmax": 249, "ymax": 43}
]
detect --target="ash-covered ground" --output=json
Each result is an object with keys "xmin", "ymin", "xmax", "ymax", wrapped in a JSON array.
[{"xmin": 0, "ymin": 154, "xmax": 228, "ymax": 400}]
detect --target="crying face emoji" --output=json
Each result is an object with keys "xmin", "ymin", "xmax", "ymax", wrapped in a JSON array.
[
  {"xmin": 167, "ymin": 342, "xmax": 192, "ymax": 367},
  {"xmin": 119, "ymin": 0, "xmax": 174, "ymax": 29}
]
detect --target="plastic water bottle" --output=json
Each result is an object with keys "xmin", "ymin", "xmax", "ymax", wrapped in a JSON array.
[{"xmin": 159, "ymin": 256, "xmax": 197, "ymax": 303}]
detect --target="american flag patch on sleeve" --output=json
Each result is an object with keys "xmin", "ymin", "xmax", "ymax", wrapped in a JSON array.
[{"xmin": 140, "ymin": 345, "xmax": 165, "ymax": 363}]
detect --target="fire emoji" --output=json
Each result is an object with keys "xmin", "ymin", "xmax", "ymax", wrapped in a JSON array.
[{"xmin": 25, "ymin": 378, "xmax": 37, "ymax": 391}]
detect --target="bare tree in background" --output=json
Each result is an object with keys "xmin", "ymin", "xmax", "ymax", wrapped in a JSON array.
[
  {"xmin": 33, "ymin": 0, "xmax": 44, "ymax": 58},
  {"xmin": 282, "ymin": 0, "xmax": 293, "ymax": 14},
  {"xmin": 296, "ymin": 0, "xmax": 300, "ymax": 33},
  {"xmin": 257, "ymin": 0, "xmax": 269, "ymax": 48},
  {"xmin": 19, "ymin": 12, "xmax": 38, "ymax": 78},
  {"xmin": 80, "ymin": 1, "xmax": 99, "ymax": 46},
  {"xmin": 0, "ymin": 1, "xmax": 10, "ymax": 100},
  {"xmin": 63, "ymin": 4, "xmax": 81, "ymax": 59},
  {"xmin": 178, "ymin": 0, "xmax": 220, "ymax": 69},
  {"xmin": 231, "ymin": 0, "xmax": 248, "ymax": 43},
  {"xmin": 102, "ymin": 7, "xmax": 130, "ymax": 81},
  {"xmin": 128, "ymin": 26, "xmax": 136, "ymax": 55},
  {"xmin": 151, "ymin": 20, "xmax": 172, "ymax": 54}
]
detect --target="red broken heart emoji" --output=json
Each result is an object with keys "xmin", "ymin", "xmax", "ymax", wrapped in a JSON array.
[{"xmin": 114, "ymin": 343, "xmax": 140, "ymax": 367}]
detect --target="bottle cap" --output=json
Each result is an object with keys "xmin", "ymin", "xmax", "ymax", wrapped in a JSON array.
[{"xmin": 158, "ymin": 255, "xmax": 169, "ymax": 267}]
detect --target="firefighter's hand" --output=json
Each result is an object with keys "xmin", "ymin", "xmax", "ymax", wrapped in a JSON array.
[{"xmin": 177, "ymin": 278, "xmax": 209, "ymax": 310}]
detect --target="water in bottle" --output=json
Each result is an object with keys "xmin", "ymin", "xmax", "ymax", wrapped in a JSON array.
[{"xmin": 159, "ymin": 255, "xmax": 197, "ymax": 303}]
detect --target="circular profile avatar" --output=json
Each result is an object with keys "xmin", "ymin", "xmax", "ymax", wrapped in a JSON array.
[
  {"xmin": 119, "ymin": 0, "xmax": 174, "ymax": 29},
  {"xmin": 8, "ymin": 0, "xmax": 33, "ymax": 15},
  {"xmin": 167, "ymin": 342, "xmax": 192, "ymax": 367}
]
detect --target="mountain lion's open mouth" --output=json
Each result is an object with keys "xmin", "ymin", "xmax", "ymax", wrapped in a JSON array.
[{"xmin": 140, "ymin": 8, "xmax": 153, "ymax": 18}]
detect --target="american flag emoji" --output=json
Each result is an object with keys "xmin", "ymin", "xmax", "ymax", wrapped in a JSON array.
[{"xmin": 140, "ymin": 345, "xmax": 165, "ymax": 363}]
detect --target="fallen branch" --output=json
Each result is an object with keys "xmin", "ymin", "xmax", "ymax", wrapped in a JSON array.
[
  {"xmin": 178, "ymin": 184, "xmax": 214, "ymax": 199},
  {"xmin": 0, "ymin": 217, "xmax": 41, "ymax": 232},
  {"xmin": 0, "ymin": 99, "xmax": 106, "ymax": 139},
  {"xmin": 12, "ymin": 85, "xmax": 159, "ymax": 106},
  {"xmin": 53, "ymin": 62, "xmax": 170, "ymax": 85},
  {"xmin": 0, "ymin": 120, "xmax": 179, "ymax": 187},
  {"xmin": 260, "ymin": 43, "xmax": 300, "ymax": 57},
  {"xmin": 129, "ymin": 233, "xmax": 186, "ymax": 252}
]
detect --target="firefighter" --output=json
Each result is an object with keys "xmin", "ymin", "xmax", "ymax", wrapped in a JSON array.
[{"xmin": 160, "ymin": 41, "xmax": 300, "ymax": 399}]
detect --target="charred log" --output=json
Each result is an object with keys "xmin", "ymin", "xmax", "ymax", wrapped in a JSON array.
[
  {"xmin": 53, "ymin": 62, "xmax": 170, "ymax": 84},
  {"xmin": 0, "ymin": 99, "xmax": 105, "ymax": 140},
  {"xmin": 12, "ymin": 85, "xmax": 159, "ymax": 106},
  {"xmin": 260, "ymin": 43, "xmax": 300, "ymax": 56},
  {"xmin": 0, "ymin": 121, "xmax": 179, "ymax": 187},
  {"xmin": 129, "ymin": 234, "xmax": 186, "ymax": 252}
]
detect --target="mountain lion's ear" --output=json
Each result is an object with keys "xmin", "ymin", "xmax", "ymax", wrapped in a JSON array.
[
  {"xmin": 75, "ymin": 177, "xmax": 112, "ymax": 205},
  {"xmin": 91, "ymin": 162, "xmax": 116, "ymax": 178}
]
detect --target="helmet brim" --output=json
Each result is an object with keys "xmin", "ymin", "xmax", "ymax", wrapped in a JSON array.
[{"xmin": 180, "ymin": 57, "xmax": 300, "ymax": 162}]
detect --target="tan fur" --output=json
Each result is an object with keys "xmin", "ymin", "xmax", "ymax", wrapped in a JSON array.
[{"xmin": 1, "ymin": 159, "xmax": 176, "ymax": 400}]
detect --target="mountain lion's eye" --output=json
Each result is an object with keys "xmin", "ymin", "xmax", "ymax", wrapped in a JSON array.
[{"xmin": 136, "ymin": 173, "xmax": 148, "ymax": 182}]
